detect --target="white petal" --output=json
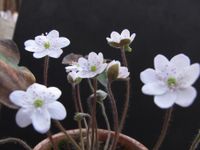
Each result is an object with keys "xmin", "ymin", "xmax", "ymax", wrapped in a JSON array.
[
  {"xmin": 140, "ymin": 68, "xmax": 158, "ymax": 84},
  {"xmin": 154, "ymin": 92, "xmax": 176, "ymax": 109},
  {"xmin": 9, "ymin": 91, "xmax": 32, "ymax": 107},
  {"xmin": 32, "ymin": 109, "xmax": 51, "ymax": 134},
  {"xmin": 16, "ymin": 108, "xmax": 32, "ymax": 127},
  {"xmin": 110, "ymin": 31, "xmax": 121, "ymax": 43},
  {"xmin": 118, "ymin": 67, "xmax": 129, "ymax": 78},
  {"xmin": 154, "ymin": 54, "xmax": 169, "ymax": 71},
  {"xmin": 78, "ymin": 57, "xmax": 88, "ymax": 69},
  {"xmin": 24, "ymin": 40, "xmax": 42, "ymax": 52},
  {"xmin": 48, "ymin": 48, "xmax": 63, "ymax": 58},
  {"xmin": 142, "ymin": 82, "xmax": 168, "ymax": 95},
  {"xmin": 175, "ymin": 87, "xmax": 197, "ymax": 107},
  {"xmin": 77, "ymin": 71, "xmax": 96, "ymax": 78},
  {"xmin": 45, "ymin": 87, "xmax": 62, "ymax": 102},
  {"xmin": 170, "ymin": 54, "xmax": 190, "ymax": 72},
  {"xmin": 96, "ymin": 63, "xmax": 107, "ymax": 75},
  {"xmin": 27, "ymin": 83, "xmax": 47, "ymax": 100},
  {"xmin": 88, "ymin": 52, "xmax": 98, "ymax": 65},
  {"xmin": 98, "ymin": 52, "xmax": 104, "ymax": 63},
  {"xmin": 121, "ymin": 29, "xmax": 130, "ymax": 38},
  {"xmin": 35, "ymin": 35, "xmax": 47, "ymax": 46},
  {"xmin": 178, "ymin": 63, "xmax": 200, "ymax": 87},
  {"xmin": 55, "ymin": 37, "xmax": 70, "ymax": 48},
  {"xmin": 106, "ymin": 37, "xmax": 112, "ymax": 42},
  {"xmin": 130, "ymin": 33, "xmax": 136, "ymax": 42},
  {"xmin": 47, "ymin": 101, "xmax": 67, "ymax": 120},
  {"xmin": 33, "ymin": 50, "xmax": 49, "ymax": 58},
  {"xmin": 47, "ymin": 30, "xmax": 59, "ymax": 39}
]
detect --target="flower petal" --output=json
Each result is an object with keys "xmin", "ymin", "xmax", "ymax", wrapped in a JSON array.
[
  {"xmin": 178, "ymin": 63, "xmax": 200, "ymax": 87},
  {"xmin": 32, "ymin": 109, "xmax": 51, "ymax": 134},
  {"xmin": 45, "ymin": 87, "xmax": 62, "ymax": 102},
  {"xmin": 16, "ymin": 108, "xmax": 32, "ymax": 127},
  {"xmin": 55, "ymin": 37, "xmax": 70, "ymax": 48},
  {"xmin": 140, "ymin": 68, "xmax": 158, "ymax": 84},
  {"xmin": 175, "ymin": 87, "xmax": 197, "ymax": 107},
  {"xmin": 27, "ymin": 83, "xmax": 47, "ymax": 100},
  {"xmin": 121, "ymin": 29, "xmax": 130, "ymax": 39},
  {"xmin": 33, "ymin": 50, "xmax": 49, "ymax": 58},
  {"xmin": 170, "ymin": 54, "xmax": 190, "ymax": 72},
  {"xmin": 154, "ymin": 92, "xmax": 176, "ymax": 109},
  {"xmin": 118, "ymin": 67, "xmax": 129, "ymax": 78},
  {"xmin": 154, "ymin": 54, "xmax": 169, "ymax": 71},
  {"xmin": 142, "ymin": 82, "xmax": 168, "ymax": 95},
  {"xmin": 47, "ymin": 101, "xmax": 67, "ymax": 120},
  {"xmin": 48, "ymin": 48, "xmax": 63, "ymax": 58},
  {"xmin": 9, "ymin": 91, "xmax": 32, "ymax": 107},
  {"xmin": 106, "ymin": 37, "xmax": 112, "ymax": 42},
  {"xmin": 110, "ymin": 31, "xmax": 120, "ymax": 43},
  {"xmin": 47, "ymin": 30, "xmax": 59, "ymax": 39},
  {"xmin": 24, "ymin": 40, "xmax": 42, "ymax": 52},
  {"xmin": 130, "ymin": 33, "xmax": 136, "ymax": 42},
  {"xmin": 35, "ymin": 35, "xmax": 47, "ymax": 46}
]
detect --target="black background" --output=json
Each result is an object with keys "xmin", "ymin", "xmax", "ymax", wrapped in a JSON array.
[{"xmin": 0, "ymin": 0, "xmax": 200, "ymax": 149}]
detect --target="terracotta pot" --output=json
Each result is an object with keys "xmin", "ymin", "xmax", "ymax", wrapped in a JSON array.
[{"xmin": 34, "ymin": 129, "xmax": 148, "ymax": 150}]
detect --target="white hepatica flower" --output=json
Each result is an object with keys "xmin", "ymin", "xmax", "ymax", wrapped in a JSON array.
[
  {"xmin": 107, "ymin": 60, "xmax": 129, "ymax": 80},
  {"xmin": 9, "ymin": 83, "xmax": 67, "ymax": 134},
  {"xmin": 66, "ymin": 52, "xmax": 107, "ymax": 78},
  {"xmin": 140, "ymin": 54, "xmax": 200, "ymax": 109},
  {"xmin": 106, "ymin": 29, "xmax": 136, "ymax": 49},
  {"xmin": 24, "ymin": 30, "xmax": 70, "ymax": 58}
]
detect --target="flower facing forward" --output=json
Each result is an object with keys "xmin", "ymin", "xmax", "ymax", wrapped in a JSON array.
[
  {"xmin": 24, "ymin": 30, "xmax": 70, "ymax": 58},
  {"xmin": 106, "ymin": 60, "xmax": 130, "ymax": 80},
  {"xmin": 65, "ymin": 52, "xmax": 107, "ymax": 78},
  {"xmin": 140, "ymin": 54, "xmax": 200, "ymax": 109},
  {"xmin": 9, "ymin": 83, "xmax": 67, "ymax": 133},
  {"xmin": 106, "ymin": 29, "xmax": 136, "ymax": 51}
]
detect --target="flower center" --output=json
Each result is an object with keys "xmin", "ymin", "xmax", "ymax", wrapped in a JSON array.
[
  {"xmin": 44, "ymin": 42, "xmax": 50, "ymax": 49},
  {"xmin": 90, "ymin": 65, "xmax": 97, "ymax": 72},
  {"xmin": 34, "ymin": 99, "xmax": 44, "ymax": 108},
  {"xmin": 167, "ymin": 77, "xmax": 176, "ymax": 87}
]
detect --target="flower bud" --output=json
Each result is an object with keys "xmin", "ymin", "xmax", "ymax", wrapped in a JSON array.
[
  {"xmin": 74, "ymin": 112, "xmax": 90, "ymax": 121},
  {"xmin": 106, "ymin": 61, "xmax": 119, "ymax": 81},
  {"xmin": 89, "ymin": 90, "xmax": 108, "ymax": 102},
  {"xmin": 67, "ymin": 71, "xmax": 82, "ymax": 85}
]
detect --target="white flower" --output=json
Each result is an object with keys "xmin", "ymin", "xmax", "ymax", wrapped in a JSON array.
[
  {"xmin": 9, "ymin": 83, "xmax": 67, "ymax": 134},
  {"xmin": 67, "ymin": 71, "xmax": 82, "ymax": 84},
  {"xmin": 24, "ymin": 30, "xmax": 70, "ymax": 58},
  {"xmin": 106, "ymin": 29, "xmax": 136, "ymax": 48},
  {"xmin": 140, "ymin": 54, "xmax": 200, "ymax": 109},
  {"xmin": 66, "ymin": 52, "xmax": 107, "ymax": 78},
  {"xmin": 106, "ymin": 60, "xmax": 129, "ymax": 80}
]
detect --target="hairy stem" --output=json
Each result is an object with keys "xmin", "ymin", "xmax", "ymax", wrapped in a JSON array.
[
  {"xmin": 153, "ymin": 107, "xmax": 173, "ymax": 150},
  {"xmin": 54, "ymin": 121, "xmax": 81, "ymax": 150},
  {"xmin": 99, "ymin": 102, "xmax": 111, "ymax": 150},
  {"xmin": 43, "ymin": 56, "xmax": 49, "ymax": 86},
  {"xmin": 119, "ymin": 78, "xmax": 130, "ymax": 132},
  {"xmin": 107, "ymin": 82, "xmax": 119, "ymax": 150},
  {"xmin": 78, "ymin": 121, "xmax": 85, "ymax": 150},
  {"xmin": 47, "ymin": 131, "xmax": 57, "ymax": 150},
  {"xmin": 0, "ymin": 137, "xmax": 32, "ymax": 150},
  {"xmin": 120, "ymin": 47, "xmax": 128, "ymax": 67},
  {"xmin": 189, "ymin": 129, "xmax": 200, "ymax": 150}
]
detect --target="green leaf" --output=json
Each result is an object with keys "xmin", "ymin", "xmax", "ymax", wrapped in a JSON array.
[{"xmin": 97, "ymin": 71, "xmax": 108, "ymax": 87}]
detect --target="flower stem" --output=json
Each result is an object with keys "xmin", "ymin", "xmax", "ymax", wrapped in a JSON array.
[
  {"xmin": 0, "ymin": 137, "xmax": 32, "ymax": 150},
  {"xmin": 152, "ymin": 107, "xmax": 173, "ymax": 150},
  {"xmin": 47, "ymin": 131, "xmax": 58, "ymax": 150},
  {"xmin": 54, "ymin": 120, "xmax": 81, "ymax": 150},
  {"xmin": 120, "ymin": 47, "xmax": 128, "ymax": 67},
  {"xmin": 119, "ymin": 78, "xmax": 130, "ymax": 132},
  {"xmin": 78, "ymin": 121, "xmax": 85, "ymax": 150},
  {"xmin": 43, "ymin": 56, "xmax": 49, "ymax": 86},
  {"xmin": 107, "ymin": 82, "xmax": 119, "ymax": 150},
  {"xmin": 189, "ymin": 129, "xmax": 200, "ymax": 150},
  {"xmin": 90, "ymin": 78, "xmax": 98, "ymax": 150},
  {"xmin": 99, "ymin": 102, "xmax": 111, "ymax": 150}
]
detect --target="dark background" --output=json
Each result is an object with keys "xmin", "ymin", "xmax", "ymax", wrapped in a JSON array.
[{"xmin": 0, "ymin": 0, "xmax": 200, "ymax": 149}]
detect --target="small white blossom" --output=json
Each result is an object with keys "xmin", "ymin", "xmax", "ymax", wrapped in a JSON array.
[
  {"xmin": 66, "ymin": 52, "xmax": 107, "ymax": 78},
  {"xmin": 9, "ymin": 83, "xmax": 67, "ymax": 134},
  {"xmin": 67, "ymin": 71, "xmax": 82, "ymax": 84},
  {"xmin": 140, "ymin": 54, "xmax": 200, "ymax": 109},
  {"xmin": 24, "ymin": 30, "xmax": 70, "ymax": 58},
  {"xmin": 106, "ymin": 29, "xmax": 136, "ymax": 49},
  {"xmin": 107, "ymin": 60, "xmax": 129, "ymax": 80}
]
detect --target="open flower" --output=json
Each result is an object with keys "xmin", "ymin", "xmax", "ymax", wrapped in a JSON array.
[
  {"xmin": 9, "ymin": 83, "xmax": 67, "ymax": 133},
  {"xmin": 140, "ymin": 54, "xmax": 200, "ymax": 109},
  {"xmin": 24, "ymin": 30, "xmax": 70, "ymax": 58},
  {"xmin": 106, "ymin": 29, "xmax": 136, "ymax": 51},
  {"xmin": 106, "ymin": 60, "xmax": 129, "ymax": 80},
  {"xmin": 66, "ymin": 52, "xmax": 107, "ymax": 78}
]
